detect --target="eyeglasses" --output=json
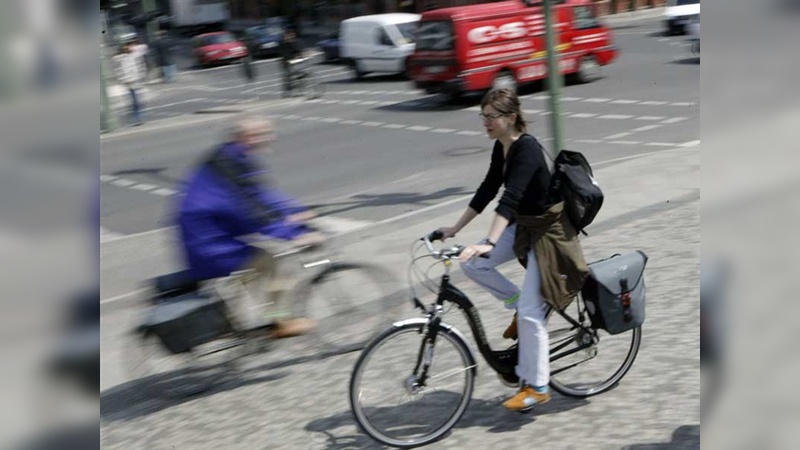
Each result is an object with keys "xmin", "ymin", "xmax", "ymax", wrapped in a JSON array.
[{"xmin": 479, "ymin": 112, "xmax": 507, "ymax": 121}]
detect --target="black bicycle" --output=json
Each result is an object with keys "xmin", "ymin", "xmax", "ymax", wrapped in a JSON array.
[
  {"xmin": 284, "ymin": 56, "xmax": 324, "ymax": 99},
  {"xmin": 349, "ymin": 231, "xmax": 642, "ymax": 448},
  {"xmin": 126, "ymin": 236, "xmax": 399, "ymax": 399}
]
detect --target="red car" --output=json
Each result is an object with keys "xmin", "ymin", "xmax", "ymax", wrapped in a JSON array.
[{"xmin": 192, "ymin": 31, "xmax": 249, "ymax": 67}]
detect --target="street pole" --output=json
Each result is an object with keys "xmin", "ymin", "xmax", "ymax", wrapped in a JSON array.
[
  {"xmin": 542, "ymin": 0, "xmax": 565, "ymax": 159},
  {"xmin": 101, "ymin": 10, "xmax": 117, "ymax": 133},
  {"xmin": 141, "ymin": 0, "xmax": 159, "ymax": 42}
]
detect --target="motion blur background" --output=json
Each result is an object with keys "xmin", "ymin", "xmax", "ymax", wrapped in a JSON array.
[{"xmin": 0, "ymin": 0, "xmax": 798, "ymax": 448}]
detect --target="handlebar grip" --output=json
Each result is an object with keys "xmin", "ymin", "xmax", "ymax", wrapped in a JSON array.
[{"xmin": 426, "ymin": 230, "xmax": 445, "ymax": 242}]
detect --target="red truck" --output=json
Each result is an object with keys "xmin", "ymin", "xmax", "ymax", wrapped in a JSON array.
[{"xmin": 409, "ymin": 0, "xmax": 618, "ymax": 100}]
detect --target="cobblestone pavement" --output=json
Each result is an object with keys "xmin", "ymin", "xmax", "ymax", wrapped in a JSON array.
[{"xmin": 101, "ymin": 193, "xmax": 699, "ymax": 450}]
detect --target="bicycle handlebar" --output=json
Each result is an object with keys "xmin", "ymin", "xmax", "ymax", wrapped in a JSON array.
[{"xmin": 421, "ymin": 231, "xmax": 490, "ymax": 260}]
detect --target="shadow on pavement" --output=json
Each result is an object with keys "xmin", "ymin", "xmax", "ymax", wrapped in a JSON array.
[
  {"xmin": 621, "ymin": 424, "xmax": 700, "ymax": 449},
  {"xmin": 311, "ymin": 187, "xmax": 472, "ymax": 217},
  {"xmin": 101, "ymin": 350, "xmax": 335, "ymax": 423},
  {"xmin": 304, "ymin": 393, "xmax": 589, "ymax": 449},
  {"xmin": 671, "ymin": 57, "xmax": 700, "ymax": 65}
]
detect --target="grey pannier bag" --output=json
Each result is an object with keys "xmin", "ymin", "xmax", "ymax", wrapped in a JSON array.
[{"xmin": 581, "ymin": 251, "xmax": 648, "ymax": 335}]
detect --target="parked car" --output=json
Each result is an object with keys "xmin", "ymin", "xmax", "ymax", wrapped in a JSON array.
[
  {"xmin": 340, "ymin": 13, "xmax": 420, "ymax": 79},
  {"xmin": 316, "ymin": 31, "xmax": 340, "ymax": 62},
  {"xmin": 664, "ymin": 0, "xmax": 700, "ymax": 35},
  {"xmin": 192, "ymin": 31, "xmax": 249, "ymax": 67},
  {"xmin": 243, "ymin": 17, "xmax": 287, "ymax": 58}
]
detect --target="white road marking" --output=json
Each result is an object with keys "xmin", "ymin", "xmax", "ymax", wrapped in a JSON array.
[
  {"xmin": 456, "ymin": 130, "xmax": 483, "ymax": 136},
  {"xmin": 605, "ymin": 132, "xmax": 633, "ymax": 140},
  {"xmin": 111, "ymin": 179, "xmax": 135, "ymax": 188},
  {"xmin": 670, "ymin": 102, "xmax": 696, "ymax": 106},
  {"xmin": 639, "ymin": 101, "xmax": 669, "ymax": 106},
  {"xmin": 661, "ymin": 117, "xmax": 688, "ymax": 124},
  {"xmin": 340, "ymin": 119, "xmax": 362, "ymax": 125},
  {"xmin": 569, "ymin": 113, "xmax": 597, "ymax": 118},
  {"xmin": 610, "ymin": 140, "xmax": 642, "ymax": 145},
  {"xmin": 561, "ymin": 97, "xmax": 583, "ymax": 101},
  {"xmin": 431, "ymin": 128, "xmax": 456, "ymax": 133},
  {"xmin": 362, "ymin": 121, "xmax": 384, "ymax": 127},
  {"xmin": 99, "ymin": 175, "xmax": 117, "ymax": 182},
  {"xmin": 153, "ymin": 188, "xmax": 177, "ymax": 196},
  {"xmin": 408, "ymin": 125, "xmax": 432, "ymax": 131},
  {"xmin": 575, "ymin": 139, "xmax": 603, "ymax": 144},
  {"xmin": 611, "ymin": 99, "xmax": 639, "ymax": 104},
  {"xmin": 132, "ymin": 183, "xmax": 157, "ymax": 191},
  {"xmin": 599, "ymin": 114, "xmax": 634, "ymax": 120},
  {"xmin": 320, "ymin": 117, "xmax": 343, "ymax": 123},
  {"xmin": 636, "ymin": 116, "xmax": 666, "ymax": 121},
  {"xmin": 680, "ymin": 140, "xmax": 701, "ymax": 147},
  {"xmin": 585, "ymin": 98, "xmax": 611, "ymax": 103},
  {"xmin": 382, "ymin": 123, "xmax": 406, "ymax": 129},
  {"xmin": 645, "ymin": 142, "xmax": 679, "ymax": 147},
  {"xmin": 632, "ymin": 125, "xmax": 662, "ymax": 132}
]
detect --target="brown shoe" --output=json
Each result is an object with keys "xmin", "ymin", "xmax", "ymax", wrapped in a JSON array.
[
  {"xmin": 502, "ymin": 385, "xmax": 551, "ymax": 412},
  {"xmin": 503, "ymin": 312, "xmax": 518, "ymax": 340},
  {"xmin": 270, "ymin": 318, "xmax": 317, "ymax": 339}
]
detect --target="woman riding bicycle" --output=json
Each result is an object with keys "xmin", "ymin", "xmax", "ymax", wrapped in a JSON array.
[
  {"xmin": 176, "ymin": 116, "xmax": 324, "ymax": 338},
  {"xmin": 437, "ymin": 89, "xmax": 588, "ymax": 411}
]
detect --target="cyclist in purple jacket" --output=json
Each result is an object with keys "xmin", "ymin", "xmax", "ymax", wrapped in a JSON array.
[{"xmin": 177, "ymin": 116, "xmax": 323, "ymax": 338}]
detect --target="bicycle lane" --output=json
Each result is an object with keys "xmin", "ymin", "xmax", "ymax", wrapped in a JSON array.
[{"xmin": 101, "ymin": 146, "xmax": 698, "ymax": 449}]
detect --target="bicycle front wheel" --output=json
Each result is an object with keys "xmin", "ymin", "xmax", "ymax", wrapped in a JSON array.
[
  {"xmin": 547, "ymin": 310, "xmax": 642, "ymax": 397},
  {"xmin": 292, "ymin": 262, "xmax": 402, "ymax": 355},
  {"xmin": 350, "ymin": 321, "xmax": 476, "ymax": 448}
]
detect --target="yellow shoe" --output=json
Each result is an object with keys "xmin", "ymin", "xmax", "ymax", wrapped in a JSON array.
[
  {"xmin": 502, "ymin": 312, "xmax": 518, "ymax": 340},
  {"xmin": 502, "ymin": 385, "xmax": 550, "ymax": 412}
]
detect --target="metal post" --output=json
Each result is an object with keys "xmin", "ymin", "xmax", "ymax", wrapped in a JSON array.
[
  {"xmin": 142, "ymin": 0, "xmax": 159, "ymax": 42},
  {"xmin": 543, "ymin": 0, "xmax": 565, "ymax": 158}
]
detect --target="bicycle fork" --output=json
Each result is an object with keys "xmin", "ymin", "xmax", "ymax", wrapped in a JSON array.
[{"xmin": 407, "ymin": 306, "xmax": 445, "ymax": 391}]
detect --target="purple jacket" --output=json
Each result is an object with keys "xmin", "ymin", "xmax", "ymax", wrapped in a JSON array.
[{"xmin": 177, "ymin": 142, "xmax": 310, "ymax": 280}]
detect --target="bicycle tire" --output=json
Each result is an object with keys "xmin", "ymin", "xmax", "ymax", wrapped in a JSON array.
[
  {"xmin": 291, "ymin": 262, "xmax": 402, "ymax": 356},
  {"xmin": 304, "ymin": 72, "xmax": 324, "ymax": 99},
  {"xmin": 350, "ymin": 321, "xmax": 476, "ymax": 448},
  {"xmin": 548, "ymin": 320, "xmax": 642, "ymax": 398}
]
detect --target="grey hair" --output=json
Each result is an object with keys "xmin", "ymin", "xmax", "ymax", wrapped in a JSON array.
[{"xmin": 229, "ymin": 115, "xmax": 272, "ymax": 141}]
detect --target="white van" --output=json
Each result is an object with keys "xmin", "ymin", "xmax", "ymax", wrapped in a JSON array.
[
  {"xmin": 340, "ymin": 13, "xmax": 420, "ymax": 79},
  {"xmin": 664, "ymin": 0, "xmax": 700, "ymax": 35}
]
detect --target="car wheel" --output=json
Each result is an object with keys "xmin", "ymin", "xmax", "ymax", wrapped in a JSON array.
[
  {"xmin": 574, "ymin": 55, "xmax": 601, "ymax": 84},
  {"xmin": 352, "ymin": 60, "xmax": 367, "ymax": 80}
]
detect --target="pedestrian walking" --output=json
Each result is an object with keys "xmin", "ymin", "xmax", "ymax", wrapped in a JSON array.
[
  {"xmin": 153, "ymin": 30, "xmax": 177, "ymax": 83},
  {"xmin": 110, "ymin": 43, "xmax": 146, "ymax": 126}
]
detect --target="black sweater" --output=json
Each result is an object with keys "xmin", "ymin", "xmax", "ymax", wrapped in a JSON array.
[{"xmin": 468, "ymin": 134, "xmax": 558, "ymax": 221}]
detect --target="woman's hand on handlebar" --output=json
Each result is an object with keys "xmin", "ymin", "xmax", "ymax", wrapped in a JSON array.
[
  {"xmin": 436, "ymin": 226, "xmax": 458, "ymax": 242},
  {"xmin": 287, "ymin": 210, "xmax": 317, "ymax": 224},
  {"xmin": 457, "ymin": 243, "xmax": 493, "ymax": 264}
]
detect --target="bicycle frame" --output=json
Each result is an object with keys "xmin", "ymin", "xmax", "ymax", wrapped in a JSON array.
[{"xmin": 413, "ymin": 263, "xmax": 598, "ymax": 384}]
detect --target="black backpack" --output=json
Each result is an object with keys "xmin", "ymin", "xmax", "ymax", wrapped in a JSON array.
[{"xmin": 547, "ymin": 149, "xmax": 603, "ymax": 234}]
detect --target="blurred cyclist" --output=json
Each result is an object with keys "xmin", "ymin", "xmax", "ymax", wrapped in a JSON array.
[{"xmin": 177, "ymin": 116, "xmax": 323, "ymax": 338}]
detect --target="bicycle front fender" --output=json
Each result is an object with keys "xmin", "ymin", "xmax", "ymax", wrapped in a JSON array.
[{"xmin": 389, "ymin": 318, "xmax": 478, "ymax": 372}]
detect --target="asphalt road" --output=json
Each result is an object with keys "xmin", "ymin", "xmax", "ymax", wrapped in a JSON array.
[{"xmin": 100, "ymin": 16, "xmax": 697, "ymax": 237}]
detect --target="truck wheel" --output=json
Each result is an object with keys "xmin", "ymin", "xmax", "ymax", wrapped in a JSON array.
[
  {"xmin": 574, "ymin": 55, "xmax": 601, "ymax": 84},
  {"xmin": 491, "ymin": 70, "xmax": 517, "ymax": 93}
]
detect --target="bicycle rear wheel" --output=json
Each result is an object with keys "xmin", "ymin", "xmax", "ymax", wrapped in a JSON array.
[
  {"xmin": 547, "ymin": 306, "xmax": 641, "ymax": 398},
  {"xmin": 304, "ymin": 72, "xmax": 324, "ymax": 99},
  {"xmin": 350, "ymin": 321, "xmax": 476, "ymax": 448},
  {"xmin": 291, "ymin": 262, "xmax": 402, "ymax": 355}
]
